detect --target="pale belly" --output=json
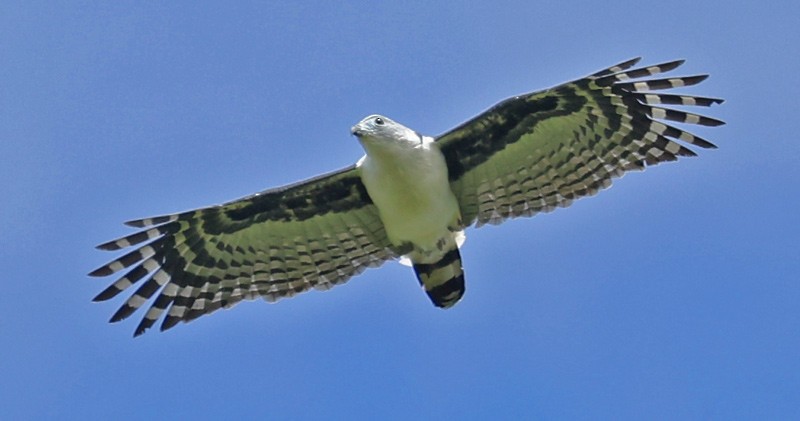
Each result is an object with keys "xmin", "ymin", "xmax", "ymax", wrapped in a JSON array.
[{"xmin": 358, "ymin": 146, "xmax": 460, "ymax": 252}]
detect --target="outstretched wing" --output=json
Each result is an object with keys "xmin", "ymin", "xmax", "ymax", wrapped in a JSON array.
[
  {"xmin": 436, "ymin": 58, "xmax": 724, "ymax": 227},
  {"xmin": 90, "ymin": 165, "xmax": 401, "ymax": 336}
]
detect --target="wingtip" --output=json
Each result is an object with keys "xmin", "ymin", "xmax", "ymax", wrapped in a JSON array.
[
  {"xmin": 677, "ymin": 146, "xmax": 698, "ymax": 158},
  {"xmin": 627, "ymin": 56, "xmax": 643, "ymax": 66},
  {"xmin": 124, "ymin": 219, "xmax": 146, "ymax": 228},
  {"xmin": 88, "ymin": 266, "xmax": 112, "ymax": 277},
  {"xmin": 110, "ymin": 303, "xmax": 142, "ymax": 324},
  {"xmin": 670, "ymin": 58, "xmax": 686, "ymax": 66},
  {"xmin": 590, "ymin": 57, "xmax": 642, "ymax": 78},
  {"xmin": 614, "ymin": 57, "xmax": 642, "ymax": 72},
  {"xmin": 160, "ymin": 315, "xmax": 181, "ymax": 332},
  {"xmin": 92, "ymin": 293, "xmax": 108, "ymax": 302},
  {"xmin": 96, "ymin": 241, "xmax": 119, "ymax": 251},
  {"xmin": 657, "ymin": 59, "xmax": 686, "ymax": 73},
  {"xmin": 692, "ymin": 136, "xmax": 718, "ymax": 149}
]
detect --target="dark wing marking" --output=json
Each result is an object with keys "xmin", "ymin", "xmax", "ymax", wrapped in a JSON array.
[
  {"xmin": 436, "ymin": 58, "xmax": 724, "ymax": 227},
  {"xmin": 90, "ymin": 165, "xmax": 403, "ymax": 336}
]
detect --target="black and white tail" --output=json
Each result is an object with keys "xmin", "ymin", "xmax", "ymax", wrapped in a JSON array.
[{"xmin": 412, "ymin": 247, "xmax": 465, "ymax": 308}]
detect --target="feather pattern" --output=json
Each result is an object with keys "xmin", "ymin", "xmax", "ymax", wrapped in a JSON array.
[
  {"xmin": 91, "ymin": 58, "xmax": 724, "ymax": 336},
  {"xmin": 436, "ymin": 58, "xmax": 724, "ymax": 227},
  {"xmin": 91, "ymin": 166, "xmax": 402, "ymax": 336}
]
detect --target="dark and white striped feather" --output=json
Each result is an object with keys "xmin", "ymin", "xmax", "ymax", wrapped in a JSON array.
[
  {"xmin": 91, "ymin": 166, "xmax": 404, "ymax": 336},
  {"xmin": 436, "ymin": 58, "xmax": 724, "ymax": 227}
]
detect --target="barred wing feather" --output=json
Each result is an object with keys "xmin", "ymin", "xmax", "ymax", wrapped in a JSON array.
[
  {"xmin": 90, "ymin": 166, "xmax": 400, "ymax": 336},
  {"xmin": 437, "ymin": 58, "xmax": 724, "ymax": 227}
]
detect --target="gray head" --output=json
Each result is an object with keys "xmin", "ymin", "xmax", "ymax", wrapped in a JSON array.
[{"xmin": 351, "ymin": 115, "xmax": 422, "ymax": 146}]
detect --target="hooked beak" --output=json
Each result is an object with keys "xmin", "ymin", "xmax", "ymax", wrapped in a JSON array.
[{"xmin": 350, "ymin": 125, "xmax": 364, "ymax": 136}]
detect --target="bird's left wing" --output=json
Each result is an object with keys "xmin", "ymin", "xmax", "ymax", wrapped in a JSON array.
[
  {"xmin": 90, "ymin": 165, "xmax": 401, "ymax": 336},
  {"xmin": 436, "ymin": 58, "xmax": 724, "ymax": 227}
]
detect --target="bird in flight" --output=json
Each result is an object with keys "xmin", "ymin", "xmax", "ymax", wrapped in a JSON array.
[{"xmin": 90, "ymin": 57, "xmax": 724, "ymax": 336}]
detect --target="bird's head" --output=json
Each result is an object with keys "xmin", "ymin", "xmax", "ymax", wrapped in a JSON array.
[{"xmin": 351, "ymin": 115, "xmax": 422, "ymax": 147}]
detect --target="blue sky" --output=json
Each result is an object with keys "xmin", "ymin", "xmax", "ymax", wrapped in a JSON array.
[{"xmin": 2, "ymin": 1, "xmax": 799, "ymax": 419}]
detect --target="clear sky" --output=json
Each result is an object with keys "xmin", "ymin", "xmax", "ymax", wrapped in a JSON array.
[{"xmin": 2, "ymin": 1, "xmax": 798, "ymax": 419}]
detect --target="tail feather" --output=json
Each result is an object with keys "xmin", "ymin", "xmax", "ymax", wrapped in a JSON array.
[{"xmin": 412, "ymin": 247, "xmax": 465, "ymax": 308}]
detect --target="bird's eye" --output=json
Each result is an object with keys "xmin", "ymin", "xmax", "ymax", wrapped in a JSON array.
[{"xmin": 375, "ymin": 117, "xmax": 384, "ymax": 125}]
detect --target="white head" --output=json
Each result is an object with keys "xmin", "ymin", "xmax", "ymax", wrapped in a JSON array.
[{"xmin": 351, "ymin": 115, "xmax": 423, "ymax": 148}]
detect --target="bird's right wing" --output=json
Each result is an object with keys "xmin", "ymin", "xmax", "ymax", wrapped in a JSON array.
[{"xmin": 90, "ymin": 165, "xmax": 403, "ymax": 336}]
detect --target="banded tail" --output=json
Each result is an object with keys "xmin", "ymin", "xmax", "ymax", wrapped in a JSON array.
[{"xmin": 412, "ymin": 247, "xmax": 465, "ymax": 308}]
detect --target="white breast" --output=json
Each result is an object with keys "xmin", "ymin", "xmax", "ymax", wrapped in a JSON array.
[{"xmin": 357, "ymin": 137, "xmax": 460, "ymax": 252}]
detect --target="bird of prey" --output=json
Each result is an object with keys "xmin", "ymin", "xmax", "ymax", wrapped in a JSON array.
[{"xmin": 90, "ymin": 57, "xmax": 724, "ymax": 336}]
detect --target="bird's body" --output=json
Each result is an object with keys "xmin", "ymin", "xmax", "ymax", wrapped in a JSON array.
[
  {"xmin": 354, "ymin": 115, "xmax": 466, "ymax": 305},
  {"xmin": 90, "ymin": 58, "xmax": 725, "ymax": 336}
]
